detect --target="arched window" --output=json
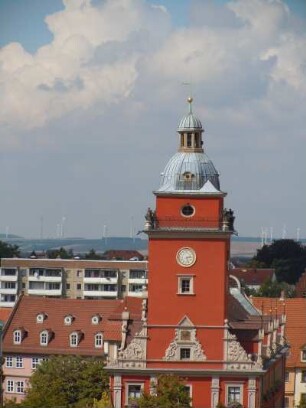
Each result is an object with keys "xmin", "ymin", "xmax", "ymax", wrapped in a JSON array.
[
  {"xmin": 70, "ymin": 332, "xmax": 79, "ymax": 347},
  {"xmin": 13, "ymin": 330, "xmax": 22, "ymax": 345},
  {"xmin": 40, "ymin": 331, "xmax": 48, "ymax": 346},
  {"xmin": 95, "ymin": 333, "xmax": 103, "ymax": 348}
]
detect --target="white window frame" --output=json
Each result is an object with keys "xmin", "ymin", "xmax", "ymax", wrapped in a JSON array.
[
  {"xmin": 301, "ymin": 349, "xmax": 306, "ymax": 362},
  {"xmin": 6, "ymin": 356, "xmax": 13, "ymax": 368},
  {"xmin": 32, "ymin": 357, "xmax": 40, "ymax": 369},
  {"xmin": 16, "ymin": 381, "xmax": 25, "ymax": 394},
  {"xmin": 126, "ymin": 383, "xmax": 144, "ymax": 402},
  {"xmin": 70, "ymin": 332, "xmax": 78, "ymax": 347},
  {"xmin": 183, "ymin": 385, "xmax": 192, "ymax": 406},
  {"xmin": 95, "ymin": 333, "xmax": 103, "ymax": 348},
  {"xmin": 226, "ymin": 383, "xmax": 243, "ymax": 406},
  {"xmin": 36, "ymin": 313, "xmax": 45, "ymax": 323},
  {"xmin": 16, "ymin": 356, "xmax": 23, "ymax": 368},
  {"xmin": 40, "ymin": 330, "xmax": 49, "ymax": 346},
  {"xmin": 92, "ymin": 315, "xmax": 100, "ymax": 325},
  {"xmin": 7, "ymin": 380, "xmax": 14, "ymax": 393},
  {"xmin": 180, "ymin": 347, "xmax": 192, "ymax": 360},
  {"xmin": 177, "ymin": 275, "xmax": 194, "ymax": 295},
  {"xmin": 13, "ymin": 330, "xmax": 22, "ymax": 344},
  {"xmin": 64, "ymin": 315, "xmax": 73, "ymax": 325}
]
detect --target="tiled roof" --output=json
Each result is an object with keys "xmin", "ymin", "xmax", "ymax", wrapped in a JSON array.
[
  {"xmin": 230, "ymin": 268, "xmax": 275, "ymax": 286},
  {"xmin": 0, "ymin": 308, "xmax": 13, "ymax": 325},
  {"xmin": 252, "ymin": 297, "xmax": 306, "ymax": 368},
  {"xmin": 102, "ymin": 250, "xmax": 145, "ymax": 261},
  {"xmin": 3, "ymin": 295, "xmax": 142, "ymax": 356}
]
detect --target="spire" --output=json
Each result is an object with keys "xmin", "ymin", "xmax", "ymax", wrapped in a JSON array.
[
  {"xmin": 177, "ymin": 97, "xmax": 203, "ymax": 153},
  {"xmin": 188, "ymin": 96, "xmax": 193, "ymax": 114}
]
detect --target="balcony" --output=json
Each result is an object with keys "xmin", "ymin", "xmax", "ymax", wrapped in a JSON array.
[
  {"xmin": 145, "ymin": 211, "xmax": 236, "ymax": 233},
  {"xmin": 83, "ymin": 290, "xmax": 118, "ymax": 298},
  {"xmin": 0, "ymin": 301, "xmax": 15, "ymax": 307},
  {"xmin": 83, "ymin": 277, "xmax": 118, "ymax": 284},
  {"xmin": 154, "ymin": 216, "xmax": 222, "ymax": 230},
  {"xmin": 128, "ymin": 278, "xmax": 148, "ymax": 285},
  {"xmin": 28, "ymin": 289, "xmax": 62, "ymax": 296},
  {"xmin": 28, "ymin": 275, "xmax": 62, "ymax": 283},
  {"xmin": 0, "ymin": 288, "xmax": 18, "ymax": 295},
  {"xmin": 0, "ymin": 275, "xmax": 18, "ymax": 282},
  {"xmin": 127, "ymin": 290, "xmax": 144, "ymax": 297}
]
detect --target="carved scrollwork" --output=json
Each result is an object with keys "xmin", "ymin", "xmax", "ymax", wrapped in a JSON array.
[{"xmin": 164, "ymin": 327, "xmax": 206, "ymax": 361}]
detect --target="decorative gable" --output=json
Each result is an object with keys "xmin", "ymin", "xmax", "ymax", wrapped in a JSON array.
[{"xmin": 163, "ymin": 316, "xmax": 206, "ymax": 361}]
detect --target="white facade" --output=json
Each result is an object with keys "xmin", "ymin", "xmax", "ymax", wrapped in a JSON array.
[{"xmin": 0, "ymin": 259, "xmax": 148, "ymax": 307}]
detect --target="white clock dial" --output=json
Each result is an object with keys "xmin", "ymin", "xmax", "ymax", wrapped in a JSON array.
[{"xmin": 176, "ymin": 247, "xmax": 196, "ymax": 267}]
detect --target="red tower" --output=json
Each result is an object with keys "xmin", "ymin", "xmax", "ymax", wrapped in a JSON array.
[{"xmin": 108, "ymin": 98, "xmax": 287, "ymax": 408}]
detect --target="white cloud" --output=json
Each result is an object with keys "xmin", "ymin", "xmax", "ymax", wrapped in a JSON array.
[
  {"xmin": 0, "ymin": 0, "xmax": 305, "ymax": 237},
  {"xmin": 0, "ymin": 0, "xmax": 169, "ymax": 134}
]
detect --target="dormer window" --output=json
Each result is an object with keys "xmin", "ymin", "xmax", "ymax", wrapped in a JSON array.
[
  {"xmin": 301, "ymin": 349, "xmax": 306, "ymax": 362},
  {"xmin": 69, "ymin": 331, "xmax": 82, "ymax": 347},
  {"xmin": 64, "ymin": 315, "xmax": 74, "ymax": 325},
  {"xmin": 91, "ymin": 315, "xmax": 101, "ymax": 325},
  {"xmin": 95, "ymin": 333, "xmax": 103, "ymax": 348},
  {"xmin": 40, "ymin": 330, "xmax": 52, "ymax": 346},
  {"xmin": 13, "ymin": 330, "xmax": 22, "ymax": 345},
  {"xmin": 36, "ymin": 313, "xmax": 47, "ymax": 323}
]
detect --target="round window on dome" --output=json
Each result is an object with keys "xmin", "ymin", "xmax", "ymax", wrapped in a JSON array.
[{"xmin": 181, "ymin": 204, "xmax": 195, "ymax": 217}]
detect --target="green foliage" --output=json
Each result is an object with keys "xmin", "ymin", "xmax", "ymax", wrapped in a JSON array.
[
  {"xmin": 298, "ymin": 396, "xmax": 306, "ymax": 408},
  {"xmin": 3, "ymin": 398, "xmax": 24, "ymax": 408},
  {"xmin": 84, "ymin": 249, "xmax": 103, "ymax": 260},
  {"xmin": 136, "ymin": 375, "xmax": 191, "ymax": 408},
  {"xmin": 46, "ymin": 247, "xmax": 74, "ymax": 259},
  {"xmin": 0, "ymin": 240, "xmax": 20, "ymax": 258},
  {"xmin": 250, "ymin": 239, "xmax": 306, "ymax": 284},
  {"xmin": 23, "ymin": 355, "xmax": 108, "ymax": 408},
  {"xmin": 253, "ymin": 278, "xmax": 296, "ymax": 298}
]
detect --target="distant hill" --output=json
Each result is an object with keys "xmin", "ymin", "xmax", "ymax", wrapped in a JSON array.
[
  {"xmin": 1, "ymin": 237, "xmax": 148, "ymax": 255},
  {"xmin": 0, "ymin": 233, "xmax": 23, "ymax": 239}
]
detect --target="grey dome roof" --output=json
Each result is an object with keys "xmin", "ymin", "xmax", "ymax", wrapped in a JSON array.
[
  {"xmin": 158, "ymin": 152, "xmax": 220, "ymax": 192},
  {"xmin": 178, "ymin": 113, "xmax": 202, "ymax": 131}
]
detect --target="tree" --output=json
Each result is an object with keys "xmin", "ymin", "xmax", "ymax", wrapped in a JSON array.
[
  {"xmin": 254, "ymin": 278, "xmax": 296, "ymax": 298},
  {"xmin": 135, "ymin": 375, "xmax": 191, "ymax": 408},
  {"xmin": 22, "ymin": 355, "xmax": 108, "ymax": 408},
  {"xmin": 84, "ymin": 249, "xmax": 103, "ymax": 260},
  {"xmin": 46, "ymin": 247, "xmax": 74, "ymax": 259},
  {"xmin": 249, "ymin": 239, "xmax": 306, "ymax": 284},
  {"xmin": 0, "ymin": 240, "xmax": 19, "ymax": 258}
]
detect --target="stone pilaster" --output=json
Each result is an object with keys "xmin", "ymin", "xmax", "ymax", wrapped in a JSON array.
[
  {"xmin": 248, "ymin": 377, "xmax": 256, "ymax": 408},
  {"xmin": 211, "ymin": 377, "xmax": 220, "ymax": 408},
  {"xmin": 113, "ymin": 375, "xmax": 122, "ymax": 408}
]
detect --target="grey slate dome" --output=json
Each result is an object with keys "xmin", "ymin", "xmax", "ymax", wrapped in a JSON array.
[
  {"xmin": 178, "ymin": 113, "xmax": 202, "ymax": 131},
  {"xmin": 178, "ymin": 97, "xmax": 203, "ymax": 131},
  {"xmin": 158, "ymin": 152, "xmax": 220, "ymax": 192},
  {"xmin": 158, "ymin": 97, "xmax": 220, "ymax": 193}
]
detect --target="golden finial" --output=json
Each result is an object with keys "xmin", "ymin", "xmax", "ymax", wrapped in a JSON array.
[{"xmin": 187, "ymin": 96, "xmax": 193, "ymax": 113}]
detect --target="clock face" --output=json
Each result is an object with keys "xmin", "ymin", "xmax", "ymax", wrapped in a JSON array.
[{"xmin": 176, "ymin": 247, "xmax": 196, "ymax": 267}]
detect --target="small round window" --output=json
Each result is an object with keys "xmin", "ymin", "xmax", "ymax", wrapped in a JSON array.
[{"xmin": 181, "ymin": 205, "xmax": 195, "ymax": 217}]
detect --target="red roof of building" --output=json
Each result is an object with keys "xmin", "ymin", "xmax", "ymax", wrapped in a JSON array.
[
  {"xmin": 230, "ymin": 268, "xmax": 275, "ymax": 286},
  {"xmin": 102, "ymin": 250, "xmax": 145, "ymax": 261},
  {"xmin": 252, "ymin": 297, "xmax": 306, "ymax": 368},
  {"xmin": 0, "ymin": 308, "xmax": 13, "ymax": 325},
  {"xmin": 295, "ymin": 271, "xmax": 306, "ymax": 297},
  {"xmin": 3, "ymin": 295, "xmax": 142, "ymax": 356}
]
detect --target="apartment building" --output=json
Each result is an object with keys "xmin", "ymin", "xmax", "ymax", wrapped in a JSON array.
[{"xmin": 0, "ymin": 258, "xmax": 148, "ymax": 307}]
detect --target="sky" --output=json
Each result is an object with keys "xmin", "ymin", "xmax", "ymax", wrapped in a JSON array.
[{"xmin": 0, "ymin": 0, "xmax": 305, "ymax": 239}]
